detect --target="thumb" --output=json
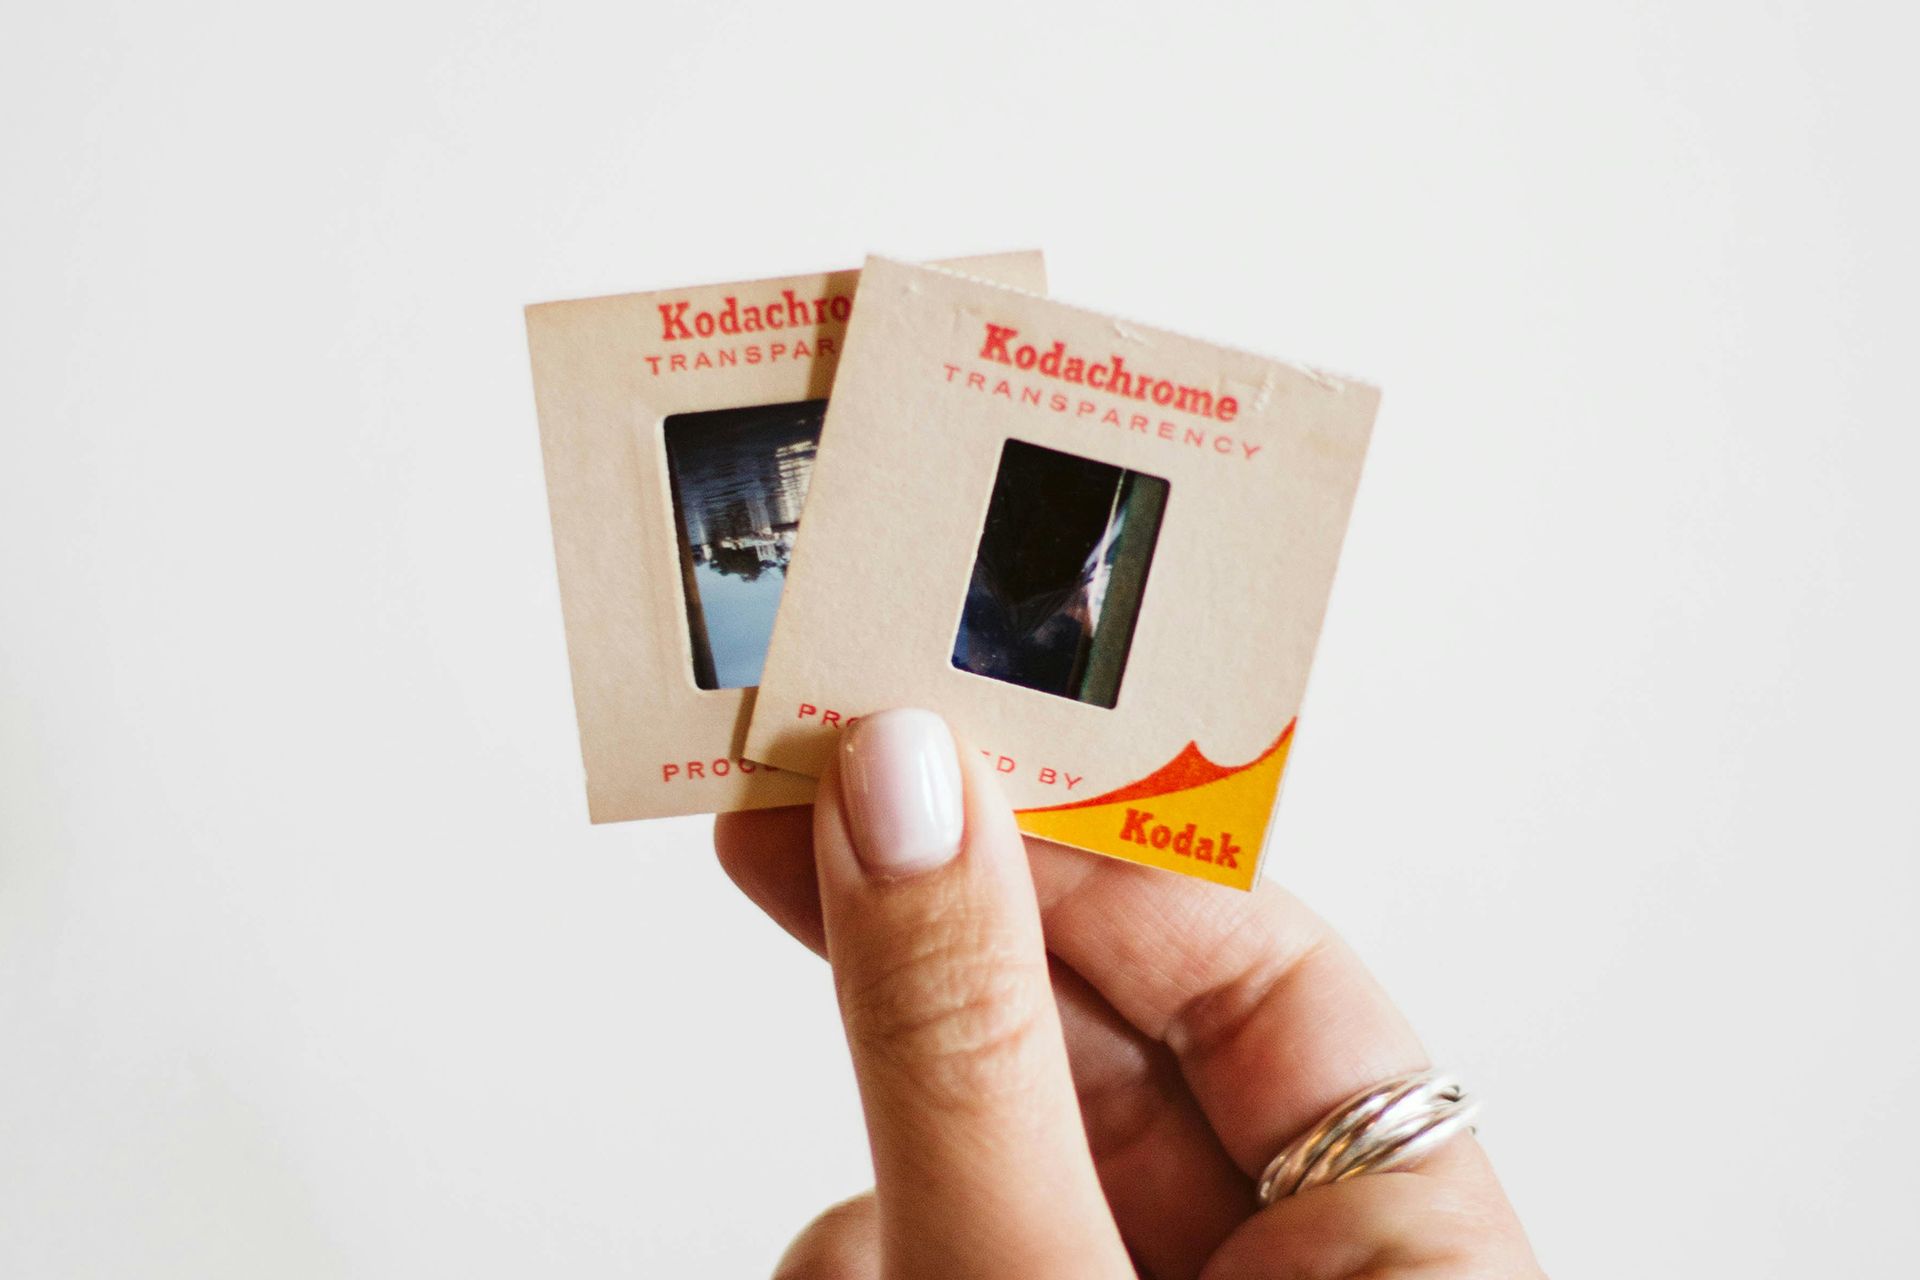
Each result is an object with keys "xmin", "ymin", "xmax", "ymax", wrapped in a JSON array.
[{"xmin": 812, "ymin": 709, "xmax": 1130, "ymax": 1280}]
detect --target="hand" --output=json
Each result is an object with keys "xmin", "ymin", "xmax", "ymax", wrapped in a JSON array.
[{"xmin": 716, "ymin": 709, "xmax": 1543, "ymax": 1279}]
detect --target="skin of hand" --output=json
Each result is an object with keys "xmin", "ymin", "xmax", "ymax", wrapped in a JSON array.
[{"xmin": 714, "ymin": 709, "xmax": 1545, "ymax": 1280}]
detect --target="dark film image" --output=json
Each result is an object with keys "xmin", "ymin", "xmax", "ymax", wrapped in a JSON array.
[
  {"xmin": 953, "ymin": 439, "xmax": 1169, "ymax": 708},
  {"xmin": 663, "ymin": 399, "xmax": 825, "ymax": 690}
]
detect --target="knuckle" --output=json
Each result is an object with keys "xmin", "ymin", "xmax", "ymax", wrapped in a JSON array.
[
  {"xmin": 839, "ymin": 913, "xmax": 1052, "ymax": 1110},
  {"xmin": 772, "ymin": 1193, "xmax": 877, "ymax": 1280}
]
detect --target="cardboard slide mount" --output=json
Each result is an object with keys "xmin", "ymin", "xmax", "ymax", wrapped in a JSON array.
[
  {"xmin": 527, "ymin": 252, "xmax": 1048, "ymax": 822},
  {"xmin": 746, "ymin": 257, "xmax": 1378, "ymax": 889}
]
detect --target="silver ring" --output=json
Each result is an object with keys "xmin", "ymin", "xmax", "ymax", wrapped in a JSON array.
[{"xmin": 1256, "ymin": 1070, "xmax": 1480, "ymax": 1206}]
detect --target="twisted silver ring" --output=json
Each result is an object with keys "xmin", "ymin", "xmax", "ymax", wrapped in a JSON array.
[{"xmin": 1256, "ymin": 1070, "xmax": 1479, "ymax": 1206}]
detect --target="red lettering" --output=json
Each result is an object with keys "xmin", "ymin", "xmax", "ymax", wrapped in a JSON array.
[
  {"xmin": 662, "ymin": 755, "xmax": 778, "ymax": 783},
  {"xmin": 1172, "ymin": 386, "xmax": 1214, "ymax": 416},
  {"xmin": 966, "ymin": 328, "xmax": 1236, "ymax": 421},
  {"xmin": 654, "ymin": 291, "xmax": 852, "ymax": 348}
]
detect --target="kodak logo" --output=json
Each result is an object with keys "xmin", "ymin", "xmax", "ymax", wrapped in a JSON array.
[{"xmin": 1119, "ymin": 808, "xmax": 1241, "ymax": 869}]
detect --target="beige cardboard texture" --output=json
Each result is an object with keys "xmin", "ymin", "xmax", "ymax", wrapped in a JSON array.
[
  {"xmin": 527, "ymin": 251, "xmax": 1047, "ymax": 822},
  {"xmin": 745, "ymin": 257, "xmax": 1377, "ymax": 889}
]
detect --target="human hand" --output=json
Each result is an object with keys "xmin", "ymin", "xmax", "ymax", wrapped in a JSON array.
[{"xmin": 716, "ymin": 709, "xmax": 1543, "ymax": 1279}]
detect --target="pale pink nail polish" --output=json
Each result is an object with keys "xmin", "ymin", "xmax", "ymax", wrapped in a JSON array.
[{"xmin": 839, "ymin": 709, "xmax": 965, "ymax": 878}]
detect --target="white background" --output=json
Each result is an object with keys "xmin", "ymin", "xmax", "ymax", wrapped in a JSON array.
[{"xmin": 3, "ymin": 3, "xmax": 1916, "ymax": 1275}]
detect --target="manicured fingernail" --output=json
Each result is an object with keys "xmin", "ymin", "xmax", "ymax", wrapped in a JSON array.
[{"xmin": 839, "ymin": 709, "xmax": 965, "ymax": 878}]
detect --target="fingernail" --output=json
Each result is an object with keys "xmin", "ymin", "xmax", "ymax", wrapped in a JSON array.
[{"xmin": 839, "ymin": 709, "xmax": 965, "ymax": 878}]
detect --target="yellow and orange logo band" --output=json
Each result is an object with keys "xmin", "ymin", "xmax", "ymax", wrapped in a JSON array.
[{"xmin": 1015, "ymin": 722, "xmax": 1295, "ymax": 892}]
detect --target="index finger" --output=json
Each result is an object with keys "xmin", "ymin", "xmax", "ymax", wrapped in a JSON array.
[
  {"xmin": 1026, "ymin": 844, "xmax": 1429, "ymax": 1176},
  {"xmin": 719, "ymin": 804, "xmax": 1432, "ymax": 1179}
]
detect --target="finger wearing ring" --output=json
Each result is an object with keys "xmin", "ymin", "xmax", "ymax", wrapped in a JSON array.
[{"xmin": 1256, "ymin": 1070, "xmax": 1480, "ymax": 1206}]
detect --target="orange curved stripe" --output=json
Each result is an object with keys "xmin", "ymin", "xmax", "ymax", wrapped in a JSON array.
[{"xmin": 1018, "ymin": 720, "xmax": 1296, "ymax": 816}]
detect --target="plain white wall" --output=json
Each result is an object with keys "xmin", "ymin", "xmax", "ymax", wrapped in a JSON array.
[{"xmin": 3, "ymin": 2, "xmax": 1915, "ymax": 1274}]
